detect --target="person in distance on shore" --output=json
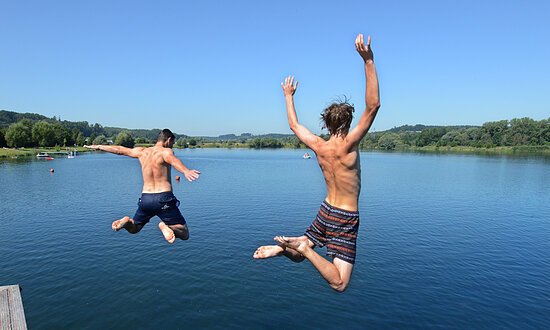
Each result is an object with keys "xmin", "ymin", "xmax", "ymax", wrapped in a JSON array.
[
  {"xmin": 85, "ymin": 129, "xmax": 200, "ymax": 243},
  {"xmin": 253, "ymin": 34, "xmax": 380, "ymax": 292}
]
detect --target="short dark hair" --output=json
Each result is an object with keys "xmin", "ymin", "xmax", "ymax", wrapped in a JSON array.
[
  {"xmin": 157, "ymin": 128, "xmax": 175, "ymax": 142},
  {"xmin": 320, "ymin": 101, "xmax": 355, "ymax": 136}
]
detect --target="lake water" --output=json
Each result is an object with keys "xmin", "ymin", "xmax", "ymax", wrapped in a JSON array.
[{"xmin": 1, "ymin": 149, "xmax": 549, "ymax": 329}]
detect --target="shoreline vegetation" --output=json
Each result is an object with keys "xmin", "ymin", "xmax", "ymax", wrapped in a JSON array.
[
  {"xmin": 2, "ymin": 144, "xmax": 549, "ymax": 159},
  {"xmin": 1, "ymin": 110, "xmax": 549, "ymax": 158}
]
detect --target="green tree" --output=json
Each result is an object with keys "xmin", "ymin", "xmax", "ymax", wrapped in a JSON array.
[
  {"xmin": 399, "ymin": 131, "xmax": 418, "ymax": 147},
  {"xmin": 92, "ymin": 135, "xmax": 107, "ymax": 145},
  {"xmin": 377, "ymin": 133, "xmax": 401, "ymax": 150},
  {"xmin": 506, "ymin": 117, "xmax": 537, "ymax": 146},
  {"xmin": 89, "ymin": 133, "xmax": 97, "ymax": 146},
  {"xmin": 32, "ymin": 121, "xmax": 57, "ymax": 147},
  {"xmin": 440, "ymin": 130, "xmax": 469, "ymax": 147},
  {"xmin": 481, "ymin": 120, "xmax": 509, "ymax": 146},
  {"xmin": 465, "ymin": 127, "xmax": 482, "ymax": 147},
  {"xmin": 541, "ymin": 118, "xmax": 550, "ymax": 144},
  {"xmin": 115, "ymin": 131, "xmax": 135, "ymax": 147},
  {"xmin": 76, "ymin": 132, "xmax": 86, "ymax": 146},
  {"xmin": 415, "ymin": 128, "xmax": 447, "ymax": 147},
  {"xmin": 135, "ymin": 137, "xmax": 147, "ymax": 144},
  {"xmin": 5, "ymin": 121, "xmax": 33, "ymax": 147},
  {"xmin": 285, "ymin": 136, "xmax": 305, "ymax": 148},
  {"xmin": 249, "ymin": 137, "xmax": 282, "ymax": 148},
  {"xmin": 176, "ymin": 137, "xmax": 188, "ymax": 148},
  {"xmin": 359, "ymin": 133, "xmax": 378, "ymax": 149},
  {"xmin": 0, "ymin": 128, "xmax": 6, "ymax": 147},
  {"xmin": 54, "ymin": 123, "xmax": 73, "ymax": 146}
]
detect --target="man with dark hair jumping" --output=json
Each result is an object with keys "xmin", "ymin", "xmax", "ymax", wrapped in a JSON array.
[
  {"xmin": 253, "ymin": 34, "xmax": 380, "ymax": 292},
  {"xmin": 85, "ymin": 129, "xmax": 200, "ymax": 243}
]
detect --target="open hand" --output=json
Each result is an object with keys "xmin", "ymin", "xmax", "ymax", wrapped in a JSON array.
[
  {"xmin": 281, "ymin": 76, "xmax": 298, "ymax": 96},
  {"xmin": 184, "ymin": 169, "xmax": 200, "ymax": 182},
  {"xmin": 355, "ymin": 34, "xmax": 374, "ymax": 63}
]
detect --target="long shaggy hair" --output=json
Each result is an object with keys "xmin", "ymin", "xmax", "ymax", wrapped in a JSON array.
[{"xmin": 320, "ymin": 100, "xmax": 355, "ymax": 136}]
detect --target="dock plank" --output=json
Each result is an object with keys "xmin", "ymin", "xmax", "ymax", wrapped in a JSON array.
[{"xmin": 0, "ymin": 285, "xmax": 27, "ymax": 330}]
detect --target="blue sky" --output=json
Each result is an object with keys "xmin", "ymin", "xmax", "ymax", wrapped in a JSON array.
[{"xmin": 1, "ymin": 0, "xmax": 549, "ymax": 136}]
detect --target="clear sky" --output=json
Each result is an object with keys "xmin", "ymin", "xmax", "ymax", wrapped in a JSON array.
[{"xmin": 1, "ymin": 0, "xmax": 549, "ymax": 136}]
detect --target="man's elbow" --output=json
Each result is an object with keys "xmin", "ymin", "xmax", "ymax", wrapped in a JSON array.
[
  {"xmin": 288, "ymin": 122, "xmax": 299, "ymax": 132},
  {"xmin": 367, "ymin": 101, "xmax": 381, "ymax": 113}
]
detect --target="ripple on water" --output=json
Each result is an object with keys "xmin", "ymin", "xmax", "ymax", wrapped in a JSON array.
[{"xmin": 1, "ymin": 150, "xmax": 549, "ymax": 328}]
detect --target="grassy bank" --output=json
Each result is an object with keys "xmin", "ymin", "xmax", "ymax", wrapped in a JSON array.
[
  {"xmin": 0, "ymin": 147, "xmax": 90, "ymax": 158},
  {"xmin": 3, "ymin": 144, "xmax": 549, "ymax": 158}
]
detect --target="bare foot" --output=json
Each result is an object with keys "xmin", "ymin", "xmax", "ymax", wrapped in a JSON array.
[
  {"xmin": 274, "ymin": 236, "xmax": 310, "ymax": 254},
  {"xmin": 253, "ymin": 245, "xmax": 284, "ymax": 259},
  {"xmin": 112, "ymin": 216, "xmax": 131, "ymax": 231},
  {"xmin": 159, "ymin": 222, "xmax": 175, "ymax": 244}
]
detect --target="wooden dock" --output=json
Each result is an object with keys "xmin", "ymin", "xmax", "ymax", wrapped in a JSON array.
[{"xmin": 0, "ymin": 285, "xmax": 27, "ymax": 330}]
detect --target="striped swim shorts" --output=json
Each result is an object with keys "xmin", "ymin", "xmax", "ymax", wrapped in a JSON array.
[{"xmin": 304, "ymin": 200, "xmax": 359, "ymax": 264}]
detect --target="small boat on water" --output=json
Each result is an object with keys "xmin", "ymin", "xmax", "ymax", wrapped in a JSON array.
[
  {"xmin": 37, "ymin": 152, "xmax": 54, "ymax": 160},
  {"xmin": 303, "ymin": 152, "xmax": 312, "ymax": 159}
]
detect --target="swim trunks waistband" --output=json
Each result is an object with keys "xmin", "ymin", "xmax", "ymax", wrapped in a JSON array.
[{"xmin": 321, "ymin": 200, "xmax": 359, "ymax": 217}]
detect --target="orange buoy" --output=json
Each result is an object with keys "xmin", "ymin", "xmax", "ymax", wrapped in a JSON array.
[
  {"xmin": 175, "ymin": 175, "xmax": 181, "ymax": 181},
  {"xmin": 50, "ymin": 168, "xmax": 55, "ymax": 173}
]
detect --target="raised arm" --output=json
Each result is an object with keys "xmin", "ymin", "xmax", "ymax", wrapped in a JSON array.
[
  {"xmin": 163, "ymin": 150, "xmax": 200, "ymax": 182},
  {"xmin": 282, "ymin": 76, "xmax": 323, "ymax": 151},
  {"xmin": 84, "ymin": 144, "xmax": 144, "ymax": 158},
  {"xmin": 347, "ymin": 34, "xmax": 381, "ymax": 145}
]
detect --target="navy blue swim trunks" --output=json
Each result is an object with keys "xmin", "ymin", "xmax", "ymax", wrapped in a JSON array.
[
  {"xmin": 133, "ymin": 191, "xmax": 186, "ymax": 226},
  {"xmin": 304, "ymin": 200, "xmax": 359, "ymax": 264}
]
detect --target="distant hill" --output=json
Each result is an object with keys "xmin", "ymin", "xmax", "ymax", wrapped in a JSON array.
[
  {"xmin": 0, "ymin": 110, "xmax": 188, "ymax": 140},
  {"xmin": 0, "ymin": 110, "xmax": 48, "ymax": 127}
]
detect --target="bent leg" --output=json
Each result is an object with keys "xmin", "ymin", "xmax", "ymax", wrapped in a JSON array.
[
  {"xmin": 253, "ymin": 244, "xmax": 307, "ymax": 262},
  {"xmin": 112, "ymin": 216, "xmax": 144, "ymax": 234},
  {"xmin": 253, "ymin": 245, "xmax": 285, "ymax": 259},
  {"xmin": 168, "ymin": 223, "xmax": 189, "ymax": 240},
  {"xmin": 275, "ymin": 235, "xmax": 353, "ymax": 292},
  {"xmin": 159, "ymin": 222, "xmax": 176, "ymax": 243}
]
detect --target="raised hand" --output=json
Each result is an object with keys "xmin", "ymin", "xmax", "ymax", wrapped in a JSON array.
[
  {"xmin": 281, "ymin": 75, "xmax": 299, "ymax": 96},
  {"xmin": 355, "ymin": 34, "xmax": 374, "ymax": 63}
]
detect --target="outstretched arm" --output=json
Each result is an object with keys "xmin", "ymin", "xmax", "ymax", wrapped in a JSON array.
[
  {"xmin": 282, "ymin": 76, "xmax": 323, "ymax": 150},
  {"xmin": 164, "ymin": 150, "xmax": 200, "ymax": 182},
  {"xmin": 347, "ymin": 34, "xmax": 381, "ymax": 145},
  {"xmin": 84, "ymin": 144, "xmax": 144, "ymax": 158}
]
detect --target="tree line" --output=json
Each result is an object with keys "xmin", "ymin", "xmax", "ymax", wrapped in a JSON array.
[
  {"xmin": 359, "ymin": 117, "xmax": 549, "ymax": 150},
  {"xmin": 1, "ymin": 110, "xmax": 548, "ymax": 150},
  {"xmin": 0, "ymin": 110, "xmax": 178, "ymax": 148}
]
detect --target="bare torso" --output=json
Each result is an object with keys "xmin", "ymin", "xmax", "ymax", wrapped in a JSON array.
[
  {"xmin": 138, "ymin": 146, "xmax": 173, "ymax": 193},
  {"xmin": 315, "ymin": 136, "xmax": 361, "ymax": 211}
]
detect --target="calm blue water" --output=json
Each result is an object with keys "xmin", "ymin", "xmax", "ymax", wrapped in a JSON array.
[{"xmin": 1, "ymin": 149, "xmax": 549, "ymax": 329}]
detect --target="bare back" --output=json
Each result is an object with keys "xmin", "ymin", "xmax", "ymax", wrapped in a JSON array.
[
  {"xmin": 138, "ymin": 146, "xmax": 173, "ymax": 193},
  {"xmin": 314, "ymin": 137, "xmax": 361, "ymax": 211}
]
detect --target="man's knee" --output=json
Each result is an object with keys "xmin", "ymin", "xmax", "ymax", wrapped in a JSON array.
[
  {"xmin": 171, "ymin": 224, "xmax": 189, "ymax": 240},
  {"xmin": 126, "ymin": 223, "xmax": 144, "ymax": 234},
  {"xmin": 330, "ymin": 281, "xmax": 348, "ymax": 293},
  {"xmin": 176, "ymin": 231, "xmax": 189, "ymax": 240}
]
